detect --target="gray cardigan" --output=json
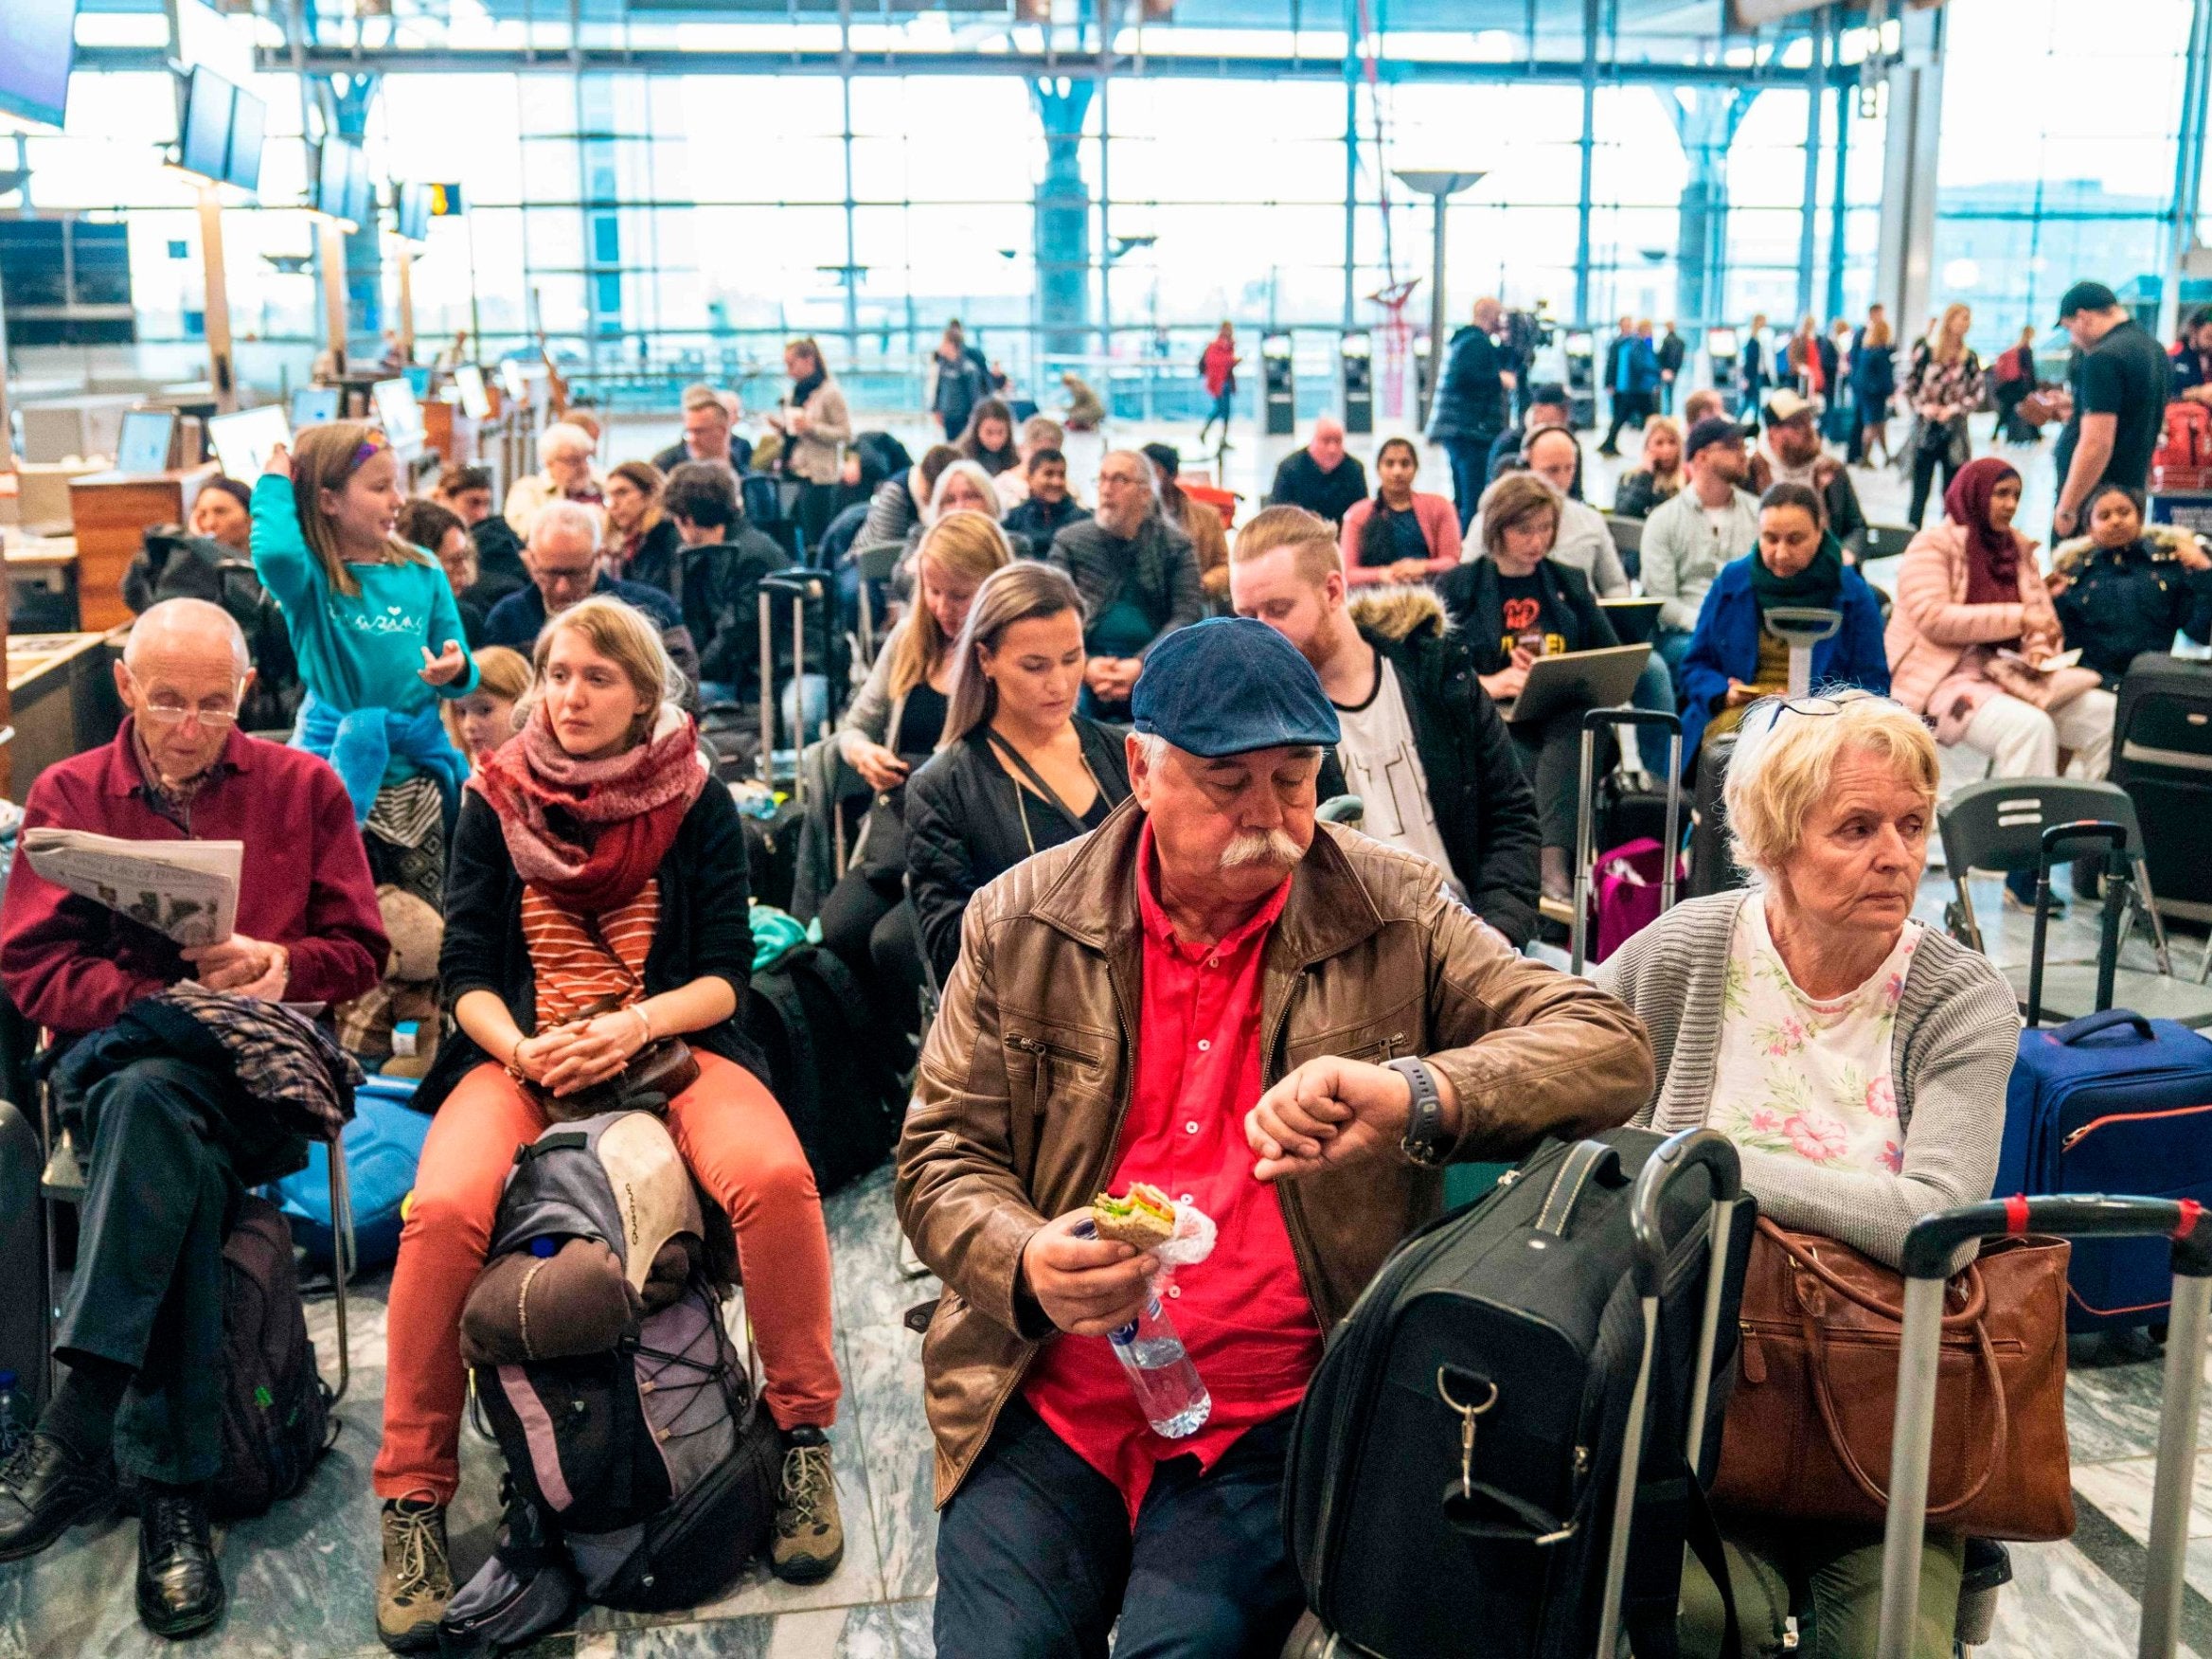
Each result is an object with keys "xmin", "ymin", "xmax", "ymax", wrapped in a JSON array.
[{"xmin": 1595, "ymin": 892, "xmax": 2019, "ymax": 1269}]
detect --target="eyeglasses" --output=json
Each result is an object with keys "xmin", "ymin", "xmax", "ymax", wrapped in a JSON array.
[
  {"xmin": 1746, "ymin": 693, "xmax": 1848, "ymax": 734},
  {"xmin": 140, "ymin": 695, "xmax": 241, "ymax": 728}
]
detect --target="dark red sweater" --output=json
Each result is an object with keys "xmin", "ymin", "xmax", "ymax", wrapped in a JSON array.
[{"xmin": 0, "ymin": 722, "xmax": 389, "ymax": 1038}]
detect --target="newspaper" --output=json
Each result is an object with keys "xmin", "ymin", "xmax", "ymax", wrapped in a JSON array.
[{"xmin": 21, "ymin": 829, "xmax": 242, "ymax": 949}]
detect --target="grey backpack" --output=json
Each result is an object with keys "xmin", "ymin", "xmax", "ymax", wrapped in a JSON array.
[{"xmin": 440, "ymin": 1112, "xmax": 780, "ymax": 1649}]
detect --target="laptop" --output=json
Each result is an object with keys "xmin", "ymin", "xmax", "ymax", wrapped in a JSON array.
[
  {"xmin": 1494, "ymin": 643, "xmax": 1652, "ymax": 727},
  {"xmin": 1598, "ymin": 597, "xmax": 1664, "ymax": 646}
]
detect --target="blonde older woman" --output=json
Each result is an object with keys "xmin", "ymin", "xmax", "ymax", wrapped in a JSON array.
[
  {"xmin": 1595, "ymin": 690, "xmax": 2017, "ymax": 1659},
  {"xmin": 501, "ymin": 420, "xmax": 604, "ymax": 538}
]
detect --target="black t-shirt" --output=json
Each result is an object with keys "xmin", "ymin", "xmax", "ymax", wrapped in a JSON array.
[
  {"xmin": 892, "ymin": 682, "xmax": 949, "ymax": 758},
  {"xmin": 2060, "ymin": 321, "xmax": 2170, "ymax": 493},
  {"xmin": 1492, "ymin": 569, "xmax": 1582, "ymax": 660}
]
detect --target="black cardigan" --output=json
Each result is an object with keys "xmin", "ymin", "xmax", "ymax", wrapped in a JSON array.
[
  {"xmin": 418, "ymin": 781, "xmax": 767, "ymax": 1113},
  {"xmin": 903, "ymin": 718, "xmax": 1133, "ymax": 982},
  {"xmin": 1435, "ymin": 556, "xmax": 1619, "ymax": 675}
]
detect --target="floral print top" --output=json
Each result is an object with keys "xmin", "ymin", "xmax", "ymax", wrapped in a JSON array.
[{"xmin": 1707, "ymin": 897, "xmax": 1923, "ymax": 1176}]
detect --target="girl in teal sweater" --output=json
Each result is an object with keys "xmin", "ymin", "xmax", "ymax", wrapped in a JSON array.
[{"xmin": 251, "ymin": 422, "xmax": 478, "ymax": 900}]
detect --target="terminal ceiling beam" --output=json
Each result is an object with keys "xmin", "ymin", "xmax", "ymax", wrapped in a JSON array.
[{"xmin": 81, "ymin": 45, "xmax": 1864, "ymax": 90}]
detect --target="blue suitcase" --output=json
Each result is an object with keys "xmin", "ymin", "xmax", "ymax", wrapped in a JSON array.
[
  {"xmin": 2000, "ymin": 1012, "xmax": 2212, "ymax": 1331},
  {"xmin": 1998, "ymin": 823, "xmax": 2212, "ymax": 1331},
  {"xmin": 269, "ymin": 1076, "xmax": 430, "ymax": 1271}
]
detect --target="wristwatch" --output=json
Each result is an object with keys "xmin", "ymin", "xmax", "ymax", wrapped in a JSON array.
[{"xmin": 1385, "ymin": 1057, "xmax": 1451, "ymax": 1168}]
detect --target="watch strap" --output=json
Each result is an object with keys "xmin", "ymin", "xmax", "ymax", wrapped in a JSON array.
[{"xmin": 1386, "ymin": 1057, "xmax": 1450, "ymax": 1168}]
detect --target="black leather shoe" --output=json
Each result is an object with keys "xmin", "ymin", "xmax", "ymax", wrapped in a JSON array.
[
  {"xmin": 136, "ymin": 1487, "xmax": 224, "ymax": 1640},
  {"xmin": 0, "ymin": 1432, "xmax": 115, "ymax": 1562}
]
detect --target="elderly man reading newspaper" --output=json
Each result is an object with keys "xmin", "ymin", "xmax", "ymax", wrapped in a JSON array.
[{"xmin": 0, "ymin": 599, "xmax": 386, "ymax": 1639}]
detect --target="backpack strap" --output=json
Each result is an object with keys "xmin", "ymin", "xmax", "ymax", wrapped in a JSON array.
[{"xmin": 747, "ymin": 964, "xmax": 819, "ymax": 1115}]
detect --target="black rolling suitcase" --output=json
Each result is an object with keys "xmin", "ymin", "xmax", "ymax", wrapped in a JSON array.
[
  {"xmin": 0, "ymin": 1098, "xmax": 49, "ymax": 1418},
  {"xmin": 1284, "ymin": 1129, "xmax": 1755, "ymax": 1659},
  {"xmin": 1685, "ymin": 731, "xmax": 1744, "ymax": 900},
  {"xmin": 2111, "ymin": 653, "xmax": 2212, "ymax": 927}
]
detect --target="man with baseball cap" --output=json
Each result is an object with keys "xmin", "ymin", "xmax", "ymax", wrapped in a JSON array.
[
  {"xmin": 1638, "ymin": 414, "xmax": 1762, "ymax": 685},
  {"xmin": 2051, "ymin": 280, "xmax": 2171, "ymax": 537},
  {"xmin": 1758, "ymin": 388, "xmax": 1867, "ymax": 559},
  {"xmin": 899, "ymin": 616, "xmax": 1650, "ymax": 1658}
]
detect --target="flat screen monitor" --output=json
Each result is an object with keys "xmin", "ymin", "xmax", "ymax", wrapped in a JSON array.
[
  {"xmin": 225, "ymin": 86, "xmax": 266, "ymax": 193},
  {"xmin": 1260, "ymin": 331, "xmax": 1293, "ymax": 360},
  {"xmin": 0, "ymin": 1, "xmax": 79, "ymax": 129},
  {"xmin": 316, "ymin": 139, "xmax": 366, "ymax": 226},
  {"xmin": 394, "ymin": 181, "xmax": 431, "ymax": 242},
  {"xmin": 206, "ymin": 405, "xmax": 292, "ymax": 481},
  {"xmin": 1563, "ymin": 330, "xmax": 1595, "ymax": 358},
  {"xmin": 499, "ymin": 359, "xmax": 528, "ymax": 400},
  {"xmin": 178, "ymin": 68, "xmax": 234, "ymax": 184},
  {"xmin": 290, "ymin": 386, "xmax": 339, "ymax": 427},
  {"xmin": 403, "ymin": 364, "xmax": 430, "ymax": 398},
  {"xmin": 116, "ymin": 409, "xmax": 177, "ymax": 474},
  {"xmin": 1706, "ymin": 327, "xmax": 1740, "ymax": 357},
  {"xmin": 452, "ymin": 365, "xmax": 491, "ymax": 420},
  {"xmin": 1339, "ymin": 330, "xmax": 1372, "ymax": 361},
  {"xmin": 372, "ymin": 377, "xmax": 423, "ymax": 444}
]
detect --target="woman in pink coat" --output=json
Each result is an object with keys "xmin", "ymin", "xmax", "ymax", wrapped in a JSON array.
[
  {"xmin": 1338, "ymin": 437, "xmax": 1463, "ymax": 585},
  {"xmin": 1884, "ymin": 455, "xmax": 2114, "ymax": 904}
]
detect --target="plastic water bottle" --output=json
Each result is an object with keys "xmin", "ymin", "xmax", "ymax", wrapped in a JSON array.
[
  {"xmin": 0, "ymin": 1371, "xmax": 23, "ymax": 1459},
  {"xmin": 1109, "ymin": 1294, "xmax": 1211, "ymax": 1439}
]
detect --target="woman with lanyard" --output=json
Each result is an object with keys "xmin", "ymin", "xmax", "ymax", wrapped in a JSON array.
[
  {"xmin": 1675, "ymin": 481, "xmax": 1892, "ymax": 767},
  {"xmin": 903, "ymin": 562, "xmax": 1133, "ymax": 985}
]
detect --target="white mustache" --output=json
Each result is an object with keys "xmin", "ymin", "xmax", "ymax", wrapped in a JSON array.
[{"xmin": 1220, "ymin": 830, "xmax": 1303, "ymax": 871}]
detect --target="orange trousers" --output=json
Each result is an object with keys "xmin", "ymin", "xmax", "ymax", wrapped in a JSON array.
[{"xmin": 372, "ymin": 1051, "xmax": 840, "ymax": 1504}]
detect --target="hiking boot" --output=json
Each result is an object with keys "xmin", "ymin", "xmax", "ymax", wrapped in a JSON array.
[
  {"xmin": 378, "ymin": 1496, "xmax": 452, "ymax": 1653},
  {"xmin": 0, "ymin": 1432, "xmax": 114, "ymax": 1562},
  {"xmin": 136, "ymin": 1485, "xmax": 223, "ymax": 1639},
  {"xmin": 771, "ymin": 1427, "xmax": 844, "ymax": 1584}
]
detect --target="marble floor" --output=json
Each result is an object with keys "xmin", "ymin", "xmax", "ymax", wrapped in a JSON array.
[{"xmin": 8, "ymin": 416, "xmax": 2212, "ymax": 1654}]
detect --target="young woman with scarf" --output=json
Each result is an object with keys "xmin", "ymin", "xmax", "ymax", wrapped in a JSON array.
[
  {"xmin": 368, "ymin": 596, "xmax": 842, "ymax": 1651},
  {"xmin": 1887, "ymin": 455, "xmax": 2114, "ymax": 905},
  {"xmin": 1675, "ymin": 482, "xmax": 1891, "ymax": 769}
]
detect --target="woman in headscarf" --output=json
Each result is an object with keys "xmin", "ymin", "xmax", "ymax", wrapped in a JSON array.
[
  {"xmin": 1676, "ymin": 481, "xmax": 1890, "ymax": 766},
  {"xmin": 1887, "ymin": 455, "xmax": 2114, "ymax": 904}
]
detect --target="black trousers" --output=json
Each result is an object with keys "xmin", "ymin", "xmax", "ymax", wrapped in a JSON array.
[
  {"xmin": 56, "ymin": 1056, "xmax": 241, "ymax": 1486},
  {"xmin": 1508, "ymin": 707, "xmax": 1613, "ymax": 852},
  {"xmin": 935, "ymin": 1397, "xmax": 1305, "ymax": 1659},
  {"xmin": 817, "ymin": 865, "xmax": 929, "ymax": 1033},
  {"xmin": 1601, "ymin": 391, "xmax": 1650, "ymax": 453},
  {"xmin": 1907, "ymin": 442, "xmax": 1963, "ymax": 528}
]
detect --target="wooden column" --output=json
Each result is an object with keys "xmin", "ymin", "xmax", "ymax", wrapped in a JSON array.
[
  {"xmin": 318, "ymin": 216, "xmax": 349, "ymax": 372},
  {"xmin": 197, "ymin": 183, "xmax": 239, "ymax": 414}
]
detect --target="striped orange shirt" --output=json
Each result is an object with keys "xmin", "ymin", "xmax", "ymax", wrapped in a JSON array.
[{"xmin": 522, "ymin": 879, "xmax": 661, "ymax": 1030}]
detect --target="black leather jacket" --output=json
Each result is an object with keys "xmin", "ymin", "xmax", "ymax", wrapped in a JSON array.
[{"xmin": 903, "ymin": 719, "xmax": 1133, "ymax": 982}]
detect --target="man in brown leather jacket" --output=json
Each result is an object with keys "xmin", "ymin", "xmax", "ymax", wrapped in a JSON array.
[{"xmin": 896, "ymin": 616, "xmax": 1652, "ymax": 1658}]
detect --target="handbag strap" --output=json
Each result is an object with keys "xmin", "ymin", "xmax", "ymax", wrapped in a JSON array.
[
  {"xmin": 1802, "ymin": 1288, "xmax": 2010, "ymax": 1520},
  {"xmin": 1757, "ymin": 1217, "xmax": 1988, "ymax": 1330}
]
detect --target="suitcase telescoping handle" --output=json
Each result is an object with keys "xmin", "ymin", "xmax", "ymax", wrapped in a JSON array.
[
  {"xmin": 1594, "ymin": 1130, "xmax": 1744, "ymax": 1659},
  {"xmin": 2025, "ymin": 820, "xmax": 2129, "ymax": 1028},
  {"xmin": 757, "ymin": 570, "xmax": 832, "ymax": 795},
  {"xmin": 1571, "ymin": 706, "xmax": 1683, "ymax": 976},
  {"xmin": 1877, "ymin": 1196, "xmax": 2212, "ymax": 1659}
]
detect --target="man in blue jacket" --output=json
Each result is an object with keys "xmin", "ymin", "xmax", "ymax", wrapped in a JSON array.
[{"xmin": 1675, "ymin": 481, "xmax": 1889, "ymax": 770}]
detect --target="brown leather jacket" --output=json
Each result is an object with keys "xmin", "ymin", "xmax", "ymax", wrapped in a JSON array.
[{"xmin": 895, "ymin": 799, "xmax": 1654, "ymax": 1505}]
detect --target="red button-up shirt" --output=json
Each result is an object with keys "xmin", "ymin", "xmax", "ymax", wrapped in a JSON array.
[
  {"xmin": 1024, "ymin": 823, "xmax": 1323, "ymax": 1522},
  {"xmin": 0, "ymin": 722, "xmax": 388, "ymax": 1037}
]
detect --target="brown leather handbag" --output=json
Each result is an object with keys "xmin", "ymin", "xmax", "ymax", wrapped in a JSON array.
[{"xmin": 1710, "ymin": 1217, "xmax": 2075, "ymax": 1542}]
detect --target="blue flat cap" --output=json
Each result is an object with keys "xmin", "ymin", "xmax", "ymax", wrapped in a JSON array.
[{"xmin": 1130, "ymin": 616, "xmax": 1341, "ymax": 758}]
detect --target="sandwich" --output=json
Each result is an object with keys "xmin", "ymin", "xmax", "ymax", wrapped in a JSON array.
[{"xmin": 1091, "ymin": 1182, "xmax": 1177, "ymax": 1250}]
